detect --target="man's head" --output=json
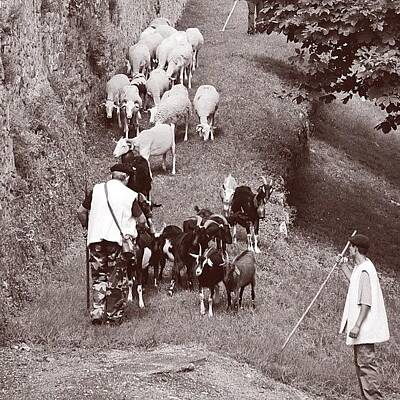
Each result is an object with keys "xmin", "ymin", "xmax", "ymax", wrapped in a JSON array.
[
  {"xmin": 349, "ymin": 234, "xmax": 370, "ymax": 255},
  {"xmin": 110, "ymin": 163, "xmax": 133, "ymax": 185}
]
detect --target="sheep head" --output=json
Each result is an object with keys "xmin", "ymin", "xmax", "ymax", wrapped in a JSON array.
[
  {"xmin": 105, "ymin": 100, "xmax": 119, "ymax": 118},
  {"xmin": 196, "ymin": 123, "xmax": 211, "ymax": 140},
  {"xmin": 113, "ymin": 137, "xmax": 131, "ymax": 158}
]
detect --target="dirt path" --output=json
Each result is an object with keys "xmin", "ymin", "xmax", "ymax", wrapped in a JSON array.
[{"xmin": 1, "ymin": 344, "xmax": 319, "ymax": 400}]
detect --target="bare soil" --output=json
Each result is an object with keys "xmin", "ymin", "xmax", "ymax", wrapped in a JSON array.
[{"xmin": 1, "ymin": 344, "xmax": 319, "ymax": 400}]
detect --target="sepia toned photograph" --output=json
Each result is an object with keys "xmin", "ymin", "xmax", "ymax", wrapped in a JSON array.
[{"xmin": 1, "ymin": 0, "xmax": 399, "ymax": 399}]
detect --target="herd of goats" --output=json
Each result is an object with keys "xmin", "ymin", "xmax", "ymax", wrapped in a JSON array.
[{"xmin": 100, "ymin": 17, "xmax": 275, "ymax": 317}]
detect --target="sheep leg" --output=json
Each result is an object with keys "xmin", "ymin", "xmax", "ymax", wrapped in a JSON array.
[
  {"xmin": 183, "ymin": 114, "xmax": 189, "ymax": 141},
  {"xmin": 251, "ymin": 279, "xmax": 256, "ymax": 309},
  {"xmin": 187, "ymin": 65, "xmax": 192, "ymax": 89},
  {"xmin": 135, "ymin": 112, "xmax": 140, "ymax": 137},
  {"xmin": 117, "ymin": 108, "xmax": 122, "ymax": 129},
  {"xmin": 184, "ymin": 111, "xmax": 189, "ymax": 142},
  {"xmin": 171, "ymin": 144, "xmax": 176, "ymax": 176},
  {"xmin": 232, "ymin": 224, "xmax": 237, "ymax": 244},
  {"xmin": 200, "ymin": 288, "xmax": 206, "ymax": 315},
  {"xmin": 180, "ymin": 67, "xmax": 184, "ymax": 86},
  {"xmin": 162, "ymin": 154, "xmax": 167, "ymax": 172},
  {"xmin": 210, "ymin": 113, "xmax": 215, "ymax": 141},
  {"xmin": 192, "ymin": 52, "xmax": 196, "ymax": 72},
  {"xmin": 208, "ymin": 287, "xmax": 214, "ymax": 318}
]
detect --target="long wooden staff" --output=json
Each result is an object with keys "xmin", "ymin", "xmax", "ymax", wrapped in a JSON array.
[
  {"xmin": 221, "ymin": 0, "xmax": 239, "ymax": 32},
  {"xmin": 281, "ymin": 230, "xmax": 357, "ymax": 351},
  {"xmin": 84, "ymin": 177, "xmax": 90, "ymax": 311}
]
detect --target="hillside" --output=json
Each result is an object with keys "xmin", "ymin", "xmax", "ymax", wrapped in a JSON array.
[{"xmin": 1, "ymin": 0, "xmax": 399, "ymax": 400}]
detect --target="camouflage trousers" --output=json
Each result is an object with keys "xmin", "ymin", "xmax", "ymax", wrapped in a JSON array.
[
  {"xmin": 247, "ymin": 0, "xmax": 264, "ymax": 34},
  {"xmin": 89, "ymin": 241, "xmax": 133, "ymax": 324}
]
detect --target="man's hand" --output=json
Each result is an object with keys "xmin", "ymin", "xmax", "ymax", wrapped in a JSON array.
[
  {"xmin": 349, "ymin": 325, "xmax": 360, "ymax": 339},
  {"xmin": 336, "ymin": 255, "xmax": 348, "ymax": 264}
]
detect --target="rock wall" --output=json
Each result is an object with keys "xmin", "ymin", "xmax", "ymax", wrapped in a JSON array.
[{"xmin": 0, "ymin": 0, "xmax": 186, "ymax": 338}]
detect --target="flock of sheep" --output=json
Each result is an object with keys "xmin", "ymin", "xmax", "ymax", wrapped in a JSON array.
[
  {"xmin": 102, "ymin": 17, "xmax": 220, "ymax": 178},
  {"xmin": 100, "ymin": 17, "xmax": 261, "ymax": 317}
]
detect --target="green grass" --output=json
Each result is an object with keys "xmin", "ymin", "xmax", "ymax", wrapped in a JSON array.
[{"xmin": 5, "ymin": 0, "xmax": 400, "ymax": 400}]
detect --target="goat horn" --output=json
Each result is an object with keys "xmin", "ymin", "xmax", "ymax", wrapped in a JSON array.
[
  {"xmin": 196, "ymin": 215, "xmax": 202, "ymax": 226},
  {"xmin": 261, "ymin": 176, "xmax": 268, "ymax": 185},
  {"xmin": 204, "ymin": 219, "xmax": 219, "ymax": 229},
  {"xmin": 209, "ymin": 213, "xmax": 229, "ymax": 226}
]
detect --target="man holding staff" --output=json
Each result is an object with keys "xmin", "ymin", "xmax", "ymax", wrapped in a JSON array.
[{"xmin": 339, "ymin": 234, "xmax": 390, "ymax": 399}]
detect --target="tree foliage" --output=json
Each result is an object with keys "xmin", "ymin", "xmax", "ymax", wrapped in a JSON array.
[{"xmin": 257, "ymin": 0, "xmax": 400, "ymax": 133}]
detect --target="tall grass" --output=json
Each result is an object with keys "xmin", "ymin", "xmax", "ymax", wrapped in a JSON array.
[{"xmin": 5, "ymin": 0, "xmax": 400, "ymax": 399}]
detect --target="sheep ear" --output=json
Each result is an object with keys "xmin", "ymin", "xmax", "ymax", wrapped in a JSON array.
[{"xmin": 207, "ymin": 258, "xmax": 213, "ymax": 267}]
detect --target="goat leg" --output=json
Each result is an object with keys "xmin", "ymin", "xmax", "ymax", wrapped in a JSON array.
[
  {"xmin": 200, "ymin": 288, "xmax": 206, "ymax": 315},
  {"xmin": 239, "ymin": 286, "xmax": 245, "ymax": 309},
  {"xmin": 208, "ymin": 288, "xmax": 214, "ymax": 318},
  {"xmin": 251, "ymin": 280, "xmax": 256, "ymax": 309}
]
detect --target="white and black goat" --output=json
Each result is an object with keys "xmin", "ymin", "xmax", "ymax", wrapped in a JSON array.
[{"xmin": 192, "ymin": 248, "xmax": 226, "ymax": 317}]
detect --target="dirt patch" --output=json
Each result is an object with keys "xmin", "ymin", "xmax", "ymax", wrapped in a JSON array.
[{"xmin": 1, "ymin": 344, "xmax": 318, "ymax": 400}]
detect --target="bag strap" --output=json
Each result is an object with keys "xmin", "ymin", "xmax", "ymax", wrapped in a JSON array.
[{"xmin": 104, "ymin": 182, "xmax": 125, "ymax": 239}]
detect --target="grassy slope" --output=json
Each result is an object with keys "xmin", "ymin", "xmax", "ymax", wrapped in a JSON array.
[
  {"xmin": 7, "ymin": 1, "xmax": 400, "ymax": 400},
  {"xmin": 290, "ymin": 97, "xmax": 400, "ymax": 275}
]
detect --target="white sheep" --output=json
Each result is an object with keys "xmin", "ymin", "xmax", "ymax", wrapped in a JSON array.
[
  {"xmin": 149, "ymin": 17, "xmax": 171, "ymax": 28},
  {"xmin": 138, "ymin": 32, "xmax": 164, "ymax": 69},
  {"xmin": 166, "ymin": 41, "xmax": 193, "ymax": 88},
  {"xmin": 156, "ymin": 31, "xmax": 189, "ymax": 70},
  {"xmin": 186, "ymin": 28, "xmax": 204, "ymax": 71},
  {"xmin": 140, "ymin": 26, "xmax": 156, "ymax": 41},
  {"xmin": 113, "ymin": 123, "xmax": 176, "ymax": 175},
  {"xmin": 119, "ymin": 85, "xmax": 142, "ymax": 137},
  {"xmin": 150, "ymin": 84, "xmax": 192, "ymax": 141},
  {"xmin": 103, "ymin": 74, "xmax": 130, "ymax": 128},
  {"xmin": 145, "ymin": 68, "xmax": 170, "ymax": 113},
  {"xmin": 193, "ymin": 85, "xmax": 220, "ymax": 141},
  {"xmin": 154, "ymin": 24, "xmax": 177, "ymax": 39},
  {"xmin": 127, "ymin": 43, "xmax": 151, "ymax": 78}
]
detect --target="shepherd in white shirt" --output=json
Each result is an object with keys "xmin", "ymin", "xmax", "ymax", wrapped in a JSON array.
[{"xmin": 339, "ymin": 234, "xmax": 390, "ymax": 400}]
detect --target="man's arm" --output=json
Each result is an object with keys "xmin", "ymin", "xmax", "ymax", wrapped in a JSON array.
[
  {"xmin": 349, "ymin": 304, "xmax": 370, "ymax": 338},
  {"xmin": 131, "ymin": 199, "xmax": 148, "ymax": 230},
  {"xmin": 339, "ymin": 257, "xmax": 352, "ymax": 281},
  {"xmin": 77, "ymin": 205, "xmax": 89, "ymax": 229},
  {"xmin": 349, "ymin": 271, "xmax": 371, "ymax": 338},
  {"xmin": 77, "ymin": 189, "xmax": 92, "ymax": 229}
]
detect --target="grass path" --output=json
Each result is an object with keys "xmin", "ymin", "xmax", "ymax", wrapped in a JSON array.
[{"xmin": 7, "ymin": 1, "xmax": 400, "ymax": 400}]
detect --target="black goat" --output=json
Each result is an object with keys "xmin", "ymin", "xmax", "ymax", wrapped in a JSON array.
[
  {"xmin": 203, "ymin": 214, "xmax": 232, "ymax": 253},
  {"xmin": 145, "ymin": 224, "xmax": 182, "ymax": 287},
  {"xmin": 230, "ymin": 177, "xmax": 273, "ymax": 253},
  {"xmin": 167, "ymin": 230, "xmax": 202, "ymax": 296},
  {"xmin": 193, "ymin": 248, "xmax": 226, "ymax": 317},
  {"xmin": 121, "ymin": 150, "xmax": 161, "ymax": 207}
]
